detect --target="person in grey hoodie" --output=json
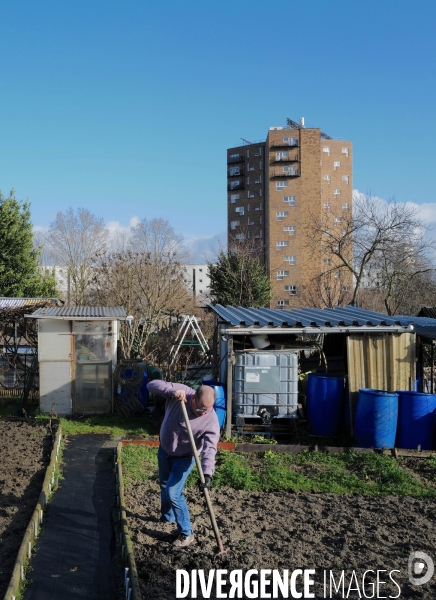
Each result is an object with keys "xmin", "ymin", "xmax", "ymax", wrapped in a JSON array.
[{"xmin": 146, "ymin": 380, "xmax": 220, "ymax": 548}]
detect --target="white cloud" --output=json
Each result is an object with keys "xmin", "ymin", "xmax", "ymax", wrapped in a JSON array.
[
  {"xmin": 105, "ymin": 215, "xmax": 140, "ymax": 234},
  {"xmin": 184, "ymin": 232, "xmax": 227, "ymax": 263},
  {"xmin": 353, "ymin": 188, "xmax": 436, "ymax": 225}
]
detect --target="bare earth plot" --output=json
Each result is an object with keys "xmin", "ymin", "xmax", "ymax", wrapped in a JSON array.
[
  {"xmin": 0, "ymin": 420, "xmax": 52, "ymax": 598},
  {"xmin": 126, "ymin": 477, "xmax": 436, "ymax": 599}
]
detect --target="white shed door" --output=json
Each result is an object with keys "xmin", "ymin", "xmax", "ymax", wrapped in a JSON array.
[
  {"xmin": 39, "ymin": 361, "xmax": 72, "ymax": 415},
  {"xmin": 38, "ymin": 319, "xmax": 71, "ymax": 361}
]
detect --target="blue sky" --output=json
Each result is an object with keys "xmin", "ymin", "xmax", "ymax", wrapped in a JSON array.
[{"xmin": 1, "ymin": 0, "xmax": 435, "ymax": 260}]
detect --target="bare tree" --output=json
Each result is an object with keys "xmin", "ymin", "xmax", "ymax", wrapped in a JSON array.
[
  {"xmin": 46, "ymin": 208, "xmax": 108, "ymax": 305},
  {"xmin": 129, "ymin": 217, "xmax": 187, "ymax": 261},
  {"xmin": 306, "ymin": 194, "xmax": 435, "ymax": 310},
  {"xmin": 92, "ymin": 219, "xmax": 189, "ymax": 358},
  {"xmin": 92, "ymin": 250, "xmax": 191, "ymax": 359},
  {"xmin": 301, "ymin": 269, "xmax": 352, "ymax": 309}
]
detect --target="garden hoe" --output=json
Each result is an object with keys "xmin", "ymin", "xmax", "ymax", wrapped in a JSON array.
[{"xmin": 180, "ymin": 400, "xmax": 226, "ymax": 554}]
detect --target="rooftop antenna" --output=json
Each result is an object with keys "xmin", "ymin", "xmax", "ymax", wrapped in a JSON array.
[
  {"xmin": 321, "ymin": 132, "xmax": 333, "ymax": 139},
  {"xmin": 240, "ymin": 138, "xmax": 253, "ymax": 145}
]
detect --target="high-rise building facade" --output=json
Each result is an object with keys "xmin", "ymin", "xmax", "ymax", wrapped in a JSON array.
[{"xmin": 227, "ymin": 119, "xmax": 353, "ymax": 308}]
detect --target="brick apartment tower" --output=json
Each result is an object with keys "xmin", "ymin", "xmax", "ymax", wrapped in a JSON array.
[{"xmin": 227, "ymin": 119, "xmax": 353, "ymax": 308}]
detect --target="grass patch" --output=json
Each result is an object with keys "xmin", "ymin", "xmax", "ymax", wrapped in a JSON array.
[
  {"xmin": 36, "ymin": 413, "xmax": 160, "ymax": 439},
  {"xmin": 122, "ymin": 445, "xmax": 159, "ymax": 484},
  {"xmin": 121, "ymin": 446, "xmax": 436, "ymax": 497}
]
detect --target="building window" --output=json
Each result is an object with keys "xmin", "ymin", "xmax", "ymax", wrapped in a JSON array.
[
  {"xmin": 334, "ymin": 161, "xmax": 341, "ymax": 170},
  {"xmin": 324, "ymin": 258, "xmax": 331, "ymax": 265},
  {"xmin": 342, "ymin": 203, "xmax": 349, "ymax": 209},
  {"xmin": 284, "ymin": 255, "xmax": 296, "ymax": 264},
  {"xmin": 342, "ymin": 147, "xmax": 349, "ymax": 157},
  {"xmin": 276, "ymin": 211, "xmax": 289, "ymax": 221},
  {"xmin": 276, "ymin": 151, "xmax": 289, "ymax": 160},
  {"xmin": 277, "ymin": 270, "xmax": 289, "ymax": 280},
  {"xmin": 284, "ymin": 196, "xmax": 296, "ymax": 206},
  {"xmin": 323, "ymin": 174, "xmax": 331, "ymax": 182},
  {"xmin": 246, "ymin": 176, "xmax": 250, "ymax": 185},
  {"xmin": 235, "ymin": 233, "xmax": 244, "ymax": 241},
  {"xmin": 342, "ymin": 175, "xmax": 349, "ymax": 184},
  {"xmin": 229, "ymin": 153, "xmax": 240, "ymax": 160},
  {"xmin": 246, "ymin": 149, "xmax": 250, "ymax": 158},
  {"xmin": 283, "ymin": 137, "xmax": 298, "ymax": 146},
  {"xmin": 283, "ymin": 166, "xmax": 296, "ymax": 175},
  {"xmin": 284, "ymin": 226, "xmax": 296, "ymax": 235},
  {"xmin": 276, "ymin": 181, "xmax": 288, "ymax": 190},
  {"xmin": 334, "ymin": 271, "xmax": 342, "ymax": 279},
  {"xmin": 230, "ymin": 193, "xmax": 240, "ymax": 203},
  {"xmin": 335, "ymin": 217, "xmax": 342, "ymax": 223},
  {"xmin": 259, "ymin": 216, "xmax": 262, "ymax": 224},
  {"xmin": 248, "ymin": 218, "xmax": 254, "ymax": 225},
  {"xmin": 323, "ymin": 146, "xmax": 330, "ymax": 156},
  {"xmin": 230, "ymin": 220, "xmax": 240, "ymax": 230},
  {"xmin": 343, "ymin": 286, "xmax": 350, "ymax": 291},
  {"xmin": 334, "ymin": 189, "xmax": 341, "ymax": 196},
  {"xmin": 284, "ymin": 285, "xmax": 297, "ymax": 295},
  {"xmin": 255, "ymin": 202, "xmax": 263, "ymax": 211},
  {"xmin": 230, "ymin": 180, "xmax": 240, "ymax": 189},
  {"xmin": 277, "ymin": 299, "xmax": 290, "ymax": 307},
  {"xmin": 229, "ymin": 167, "xmax": 240, "ymax": 176},
  {"xmin": 259, "ymin": 189, "xmax": 262, "ymax": 197},
  {"xmin": 276, "ymin": 240, "xmax": 289, "ymax": 250},
  {"xmin": 259, "ymin": 161, "xmax": 263, "ymax": 169},
  {"xmin": 323, "ymin": 203, "xmax": 331, "ymax": 210},
  {"xmin": 235, "ymin": 206, "xmax": 244, "ymax": 216}
]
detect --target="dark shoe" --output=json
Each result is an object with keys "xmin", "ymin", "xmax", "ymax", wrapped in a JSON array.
[{"xmin": 172, "ymin": 533, "xmax": 195, "ymax": 548}]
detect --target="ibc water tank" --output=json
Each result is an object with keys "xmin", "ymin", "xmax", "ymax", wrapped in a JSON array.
[
  {"xmin": 307, "ymin": 374, "xmax": 344, "ymax": 436},
  {"xmin": 396, "ymin": 391, "xmax": 436, "ymax": 450},
  {"xmin": 354, "ymin": 389, "xmax": 398, "ymax": 449}
]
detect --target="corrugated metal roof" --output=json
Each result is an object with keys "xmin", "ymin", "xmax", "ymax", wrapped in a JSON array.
[
  {"xmin": 417, "ymin": 307, "xmax": 436, "ymax": 319},
  {"xmin": 0, "ymin": 297, "xmax": 61, "ymax": 309},
  {"xmin": 209, "ymin": 304, "xmax": 414, "ymax": 328},
  {"xmin": 27, "ymin": 306, "xmax": 127, "ymax": 319}
]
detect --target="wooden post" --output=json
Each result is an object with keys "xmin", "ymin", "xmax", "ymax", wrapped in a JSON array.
[{"xmin": 225, "ymin": 336, "xmax": 233, "ymax": 439}]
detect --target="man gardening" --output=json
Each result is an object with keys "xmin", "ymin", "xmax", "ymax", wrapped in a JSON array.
[{"xmin": 146, "ymin": 380, "xmax": 220, "ymax": 548}]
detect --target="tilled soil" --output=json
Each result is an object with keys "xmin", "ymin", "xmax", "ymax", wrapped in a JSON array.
[
  {"xmin": 126, "ymin": 481, "xmax": 436, "ymax": 599},
  {"xmin": 0, "ymin": 420, "xmax": 52, "ymax": 598}
]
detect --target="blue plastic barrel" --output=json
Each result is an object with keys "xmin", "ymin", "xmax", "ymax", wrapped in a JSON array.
[
  {"xmin": 307, "ymin": 374, "xmax": 344, "ymax": 436},
  {"xmin": 396, "ymin": 391, "xmax": 436, "ymax": 450},
  {"xmin": 120, "ymin": 360, "xmax": 148, "ymax": 408},
  {"xmin": 202, "ymin": 380, "xmax": 226, "ymax": 428},
  {"xmin": 354, "ymin": 389, "xmax": 398, "ymax": 448}
]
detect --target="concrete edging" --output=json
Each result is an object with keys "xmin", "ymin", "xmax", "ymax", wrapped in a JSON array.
[
  {"xmin": 116, "ymin": 442, "xmax": 142, "ymax": 600},
  {"xmin": 3, "ymin": 421, "xmax": 62, "ymax": 600}
]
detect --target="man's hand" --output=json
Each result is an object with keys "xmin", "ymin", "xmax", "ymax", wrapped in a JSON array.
[
  {"xmin": 199, "ymin": 474, "xmax": 212, "ymax": 492},
  {"xmin": 172, "ymin": 390, "xmax": 189, "ymax": 402}
]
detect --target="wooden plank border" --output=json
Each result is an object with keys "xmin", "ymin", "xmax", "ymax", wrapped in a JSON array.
[
  {"xmin": 120, "ymin": 439, "xmax": 436, "ymax": 458},
  {"xmin": 116, "ymin": 442, "xmax": 142, "ymax": 600}
]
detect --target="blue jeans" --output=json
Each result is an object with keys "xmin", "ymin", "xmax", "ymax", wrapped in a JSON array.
[{"xmin": 158, "ymin": 445, "xmax": 195, "ymax": 536}]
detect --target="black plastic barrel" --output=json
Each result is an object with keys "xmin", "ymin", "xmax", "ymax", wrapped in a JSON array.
[
  {"xmin": 396, "ymin": 391, "xmax": 436, "ymax": 450},
  {"xmin": 354, "ymin": 389, "xmax": 398, "ymax": 448},
  {"xmin": 307, "ymin": 374, "xmax": 344, "ymax": 436}
]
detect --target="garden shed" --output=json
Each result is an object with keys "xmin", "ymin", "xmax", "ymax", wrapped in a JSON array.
[
  {"xmin": 208, "ymin": 304, "xmax": 423, "ymax": 436},
  {"xmin": 26, "ymin": 306, "xmax": 127, "ymax": 415}
]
